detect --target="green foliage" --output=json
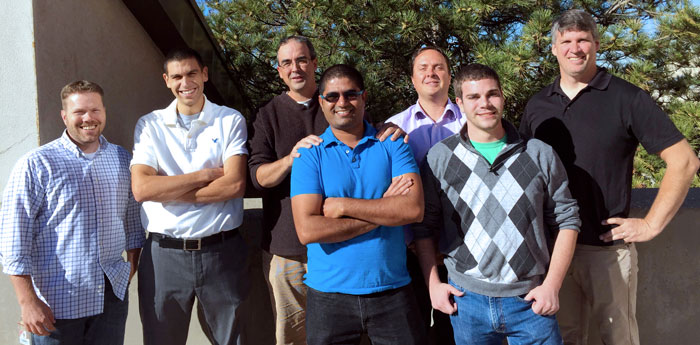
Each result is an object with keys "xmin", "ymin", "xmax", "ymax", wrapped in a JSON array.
[{"xmin": 201, "ymin": 0, "xmax": 699, "ymax": 187}]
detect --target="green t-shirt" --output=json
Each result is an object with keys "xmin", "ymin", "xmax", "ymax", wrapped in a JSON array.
[{"xmin": 470, "ymin": 135, "xmax": 507, "ymax": 164}]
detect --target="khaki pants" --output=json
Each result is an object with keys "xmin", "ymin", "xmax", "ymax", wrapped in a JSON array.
[
  {"xmin": 262, "ymin": 251, "xmax": 308, "ymax": 345},
  {"xmin": 559, "ymin": 243, "xmax": 639, "ymax": 345}
]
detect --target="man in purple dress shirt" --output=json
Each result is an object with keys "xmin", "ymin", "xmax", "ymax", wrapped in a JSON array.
[{"xmin": 385, "ymin": 46, "xmax": 464, "ymax": 344}]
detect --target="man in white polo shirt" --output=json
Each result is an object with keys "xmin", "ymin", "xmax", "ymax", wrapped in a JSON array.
[{"xmin": 131, "ymin": 47, "xmax": 249, "ymax": 345}]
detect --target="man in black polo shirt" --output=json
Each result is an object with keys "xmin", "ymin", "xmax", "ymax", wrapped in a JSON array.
[{"xmin": 520, "ymin": 9, "xmax": 699, "ymax": 345}]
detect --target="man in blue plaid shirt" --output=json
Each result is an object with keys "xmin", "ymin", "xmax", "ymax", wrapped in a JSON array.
[{"xmin": 0, "ymin": 80, "xmax": 144, "ymax": 344}]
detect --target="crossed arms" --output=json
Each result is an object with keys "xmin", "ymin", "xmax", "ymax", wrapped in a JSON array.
[
  {"xmin": 131, "ymin": 154, "xmax": 247, "ymax": 203},
  {"xmin": 291, "ymin": 173, "xmax": 424, "ymax": 245}
]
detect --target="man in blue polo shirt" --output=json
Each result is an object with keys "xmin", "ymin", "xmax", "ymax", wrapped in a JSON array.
[{"xmin": 290, "ymin": 64, "xmax": 427, "ymax": 345}]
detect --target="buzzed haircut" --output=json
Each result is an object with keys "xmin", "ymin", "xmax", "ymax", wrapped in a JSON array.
[
  {"xmin": 410, "ymin": 46, "xmax": 450, "ymax": 75},
  {"xmin": 60, "ymin": 80, "xmax": 104, "ymax": 109},
  {"xmin": 453, "ymin": 63, "xmax": 502, "ymax": 99},
  {"xmin": 319, "ymin": 64, "xmax": 365, "ymax": 94},
  {"xmin": 278, "ymin": 35, "xmax": 317, "ymax": 61},
  {"xmin": 551, "ymin": 9, "xmax": 599, "ymax": 43},
  {"xmin": 163, "ymin": 47, "xmax": 205, "ymax": 74}
]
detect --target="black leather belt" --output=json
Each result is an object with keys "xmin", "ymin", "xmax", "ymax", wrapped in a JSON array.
[{"xmin": 150, "ymin": 228, "xmax": 238, "ymax": 250}]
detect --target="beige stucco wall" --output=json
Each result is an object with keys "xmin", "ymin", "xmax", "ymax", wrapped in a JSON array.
[
  {"xmin": 0, "ymin": 1, "xmax": 40, "ymax": 194},
  {"xmin": 33, "ymin": 0, "xmax": 172, "ymax": 151}
]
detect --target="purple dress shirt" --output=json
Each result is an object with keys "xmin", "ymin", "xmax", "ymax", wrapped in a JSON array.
[{"xmin": 386, "ymin": 99, "xmax": 464, "ymax": 165}]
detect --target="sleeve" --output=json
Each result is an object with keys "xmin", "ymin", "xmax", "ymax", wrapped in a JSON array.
[
  {"xmin": 540, "ymin": 143, "xmax": 581, "ymax": 233},
  {"xmin": 130, "ymin": 116, "xmax": 159, "ymax": 170},
  {"xmin": 223, "ymin": 110, "xmax": 249, "ymax": 160},
  {"xmin": 519, "ymin": 104, "xmax": 534, "ymax": 139},
  {"xmin": 124, "ymin": 175, "xmax": 145, "ymax": 250},
  {"xmin": 384, "ymin": 112, "xmax": 401, "ymax": 126},
  {"xmin": 290, "ymin": 147, "xmax": 323, "ymax": 197},
  {"xmin": 247, "ymin": 107, "xmax": 277, "ymax": 190},
  {"xmin": 0, "ymin": 156, "xmax": 44, "ymax": 275},
  {"xmin": 626, "ymin": 89, "xmax": 684, "ymax": 154},
  {"xmin": 390, "ymin": 141, "xmax": 419, "ymax": 177},
  {"xmin": 412, "ymin": 158, "xmax": 443, "ymax": 240}
]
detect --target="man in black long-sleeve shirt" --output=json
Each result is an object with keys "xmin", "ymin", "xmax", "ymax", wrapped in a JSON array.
[{"xmin": 248, "ymin": 36, "xmax": 326, "ymax": 345}]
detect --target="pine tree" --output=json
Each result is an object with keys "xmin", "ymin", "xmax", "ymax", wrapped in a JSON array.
[{"xmin": 200, "ymin": 0, "xmax": 699, "ymax": 187}]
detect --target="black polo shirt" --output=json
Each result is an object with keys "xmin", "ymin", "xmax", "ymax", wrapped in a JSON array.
[{"xmin": 520, "ymin": 68, "xmax": 683, "ymax": 246}]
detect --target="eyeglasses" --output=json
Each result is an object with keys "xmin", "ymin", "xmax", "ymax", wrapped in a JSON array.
[
  {"xmin": 320, "ymin": 90, "xmax": 364, "ymax": 103},
  {"xmin": 278, "ymin": 58, "xmax": 310, "ymax": 69}
]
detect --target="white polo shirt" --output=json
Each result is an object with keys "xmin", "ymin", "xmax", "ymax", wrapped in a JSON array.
[{"xmin": 131, "ymin": 97, "xmax": 248, "ymax": 239}]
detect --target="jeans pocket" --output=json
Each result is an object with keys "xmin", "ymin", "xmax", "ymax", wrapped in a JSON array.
[
  {"xmin": 447, "ymin": 278, "xmax": 466, "ymax": 294},
  {"xmin": 514, "ymin": 294, "xmax": 533, "ymax": 304}
]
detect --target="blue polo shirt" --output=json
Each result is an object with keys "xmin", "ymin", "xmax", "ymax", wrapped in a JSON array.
[{"xmin": 290, "ymin": 122, "xmax": 419, "ymax": 294}]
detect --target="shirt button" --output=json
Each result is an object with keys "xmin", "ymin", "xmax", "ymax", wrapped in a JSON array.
[
  {"xmin": 345, "ymin": 150, "xmax": 350, "ymax": 154},
  {"xmin": 352, "ymin": 158, "xmax": 356, "ymax": 162}
]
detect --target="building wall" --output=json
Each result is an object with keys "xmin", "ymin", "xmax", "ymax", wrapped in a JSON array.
[
  {"xmin": 32, "ymin": 0, "xmax": 172, "ymax": 152},
  {"xmin": 0, "ymin": 1, "xmax": 40, "ymax": 195}
]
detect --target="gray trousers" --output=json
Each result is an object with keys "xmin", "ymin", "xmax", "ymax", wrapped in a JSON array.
[{"xmin": 138, "ymin": 232, "xmax": 250, "ymax": 345}]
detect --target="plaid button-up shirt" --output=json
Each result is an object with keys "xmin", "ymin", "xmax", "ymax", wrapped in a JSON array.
[{"xmin": 1, "ymin": 132, "xmax": 144, "ymax": 319}]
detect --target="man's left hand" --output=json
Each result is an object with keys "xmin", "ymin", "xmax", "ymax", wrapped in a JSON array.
[
  {"xmin": 524, "ymin": 284, "xmax": 559, "ymax": 315},
  {"xmin": 375, "ymin": 123, "xmax": 409, "ymax": 143},
  {"xmin": 599, "ymin": 217, "xmax": 660, "ymax": 243}
]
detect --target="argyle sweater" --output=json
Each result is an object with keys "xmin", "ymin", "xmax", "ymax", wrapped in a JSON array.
[{"xmin": 414, "ymin": 120, "xmax": 580, "ymax": 297}]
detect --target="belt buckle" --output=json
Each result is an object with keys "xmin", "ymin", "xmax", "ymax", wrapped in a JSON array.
[{"xmin": 184, "ymin": 239, "xmax": 201, "ymax": 251}]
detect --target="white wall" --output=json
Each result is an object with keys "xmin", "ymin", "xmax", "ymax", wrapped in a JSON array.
[{"xmin": 0, "ymin": 1, "xmax": 39, "ymax": 194}]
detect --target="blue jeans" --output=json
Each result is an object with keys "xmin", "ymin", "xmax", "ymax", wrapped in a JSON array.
[
  {"xmin": 32, "ymin": 278, "xmax": 129, "ymax": 345},
  {"xmin": 449, "ymin": 280, "xmax": 562, "ymax": 345},
  {"xmin": 306, "ymin": 284, "xmax": 427, "ymax": 345}
]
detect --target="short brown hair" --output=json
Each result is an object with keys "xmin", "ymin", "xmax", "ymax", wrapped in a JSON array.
[
  {"xmin": 410, "ymin": 46, "xmax": 450, "ymax": 75},
  {"xmin": 60, "ymin": 80, "xmax": 104, "ymax": 109},
  {"xmin": 453, "ymin": 64, "xmax": 502, "ymax": 99}
]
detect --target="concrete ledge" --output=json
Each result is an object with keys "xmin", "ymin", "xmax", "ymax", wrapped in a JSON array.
[{"xmin": 1, "ymin": 189, "xmax": 698, "ymax": 344}]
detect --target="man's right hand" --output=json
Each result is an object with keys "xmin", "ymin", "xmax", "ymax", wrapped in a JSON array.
[
  {"xmin": 286, "ymin": 135, "xmax": 323, "ymax": 166},
  {"xmin": 20, "ymin": 298, "xmax": 56, "ymax": 336},
  {"xmin": 428, "ymin": 281, "xmax": 464, "ymax": 315}
]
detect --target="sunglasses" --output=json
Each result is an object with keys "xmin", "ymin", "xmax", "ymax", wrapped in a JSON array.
[{"xmin": 320, "ymin": 90, "xmax": 364, "ymax": 103}]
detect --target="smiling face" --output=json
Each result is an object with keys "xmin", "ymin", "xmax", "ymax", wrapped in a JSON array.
[
  {"xmin": 411, "ymin": 49, "xmax": 451, "ymax": 100},
  {"xmin": 61, "ymin": 92, "xmax": 106, "ymax": 153},
  {"xmin": 455, "ymin": 78, "xmax": 505, "ymax": 142},
  {"xmin": 163, "ymin": 57, "xmax": 208, "ymax": 115},
  {"xmin": 319, "ymin": 77, "xmax": 366, "ymax": 135},
  {"xmin": 552, "ymin": 29, "xmax": 599, "ymax": 82},
  {"xmin": 277, "ymin": 40, "xmax": 318, "ymax": 99}
]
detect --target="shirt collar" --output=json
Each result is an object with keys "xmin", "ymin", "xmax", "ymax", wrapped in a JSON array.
[
  {"xmin": 459, "ymin": 118, "xmax": 521, "ymax": 146},
  {"xmin": 59, "ymin": 130, "xmax": 108, "ymax": 158},
  {"xmin": 412, "ymin": 98, "xmax": 459, "ymax": 121},
  {"xmin": 548, "ymin": 67, "xmax": 611, "ymax": 97},
  {"xmin": 163, "ymin": 96, "xmax": 212, "ymax": 127},
  {"xmin": 322, "ymin": 120, "xmax": 378, "ymax": 147},
  {"xmin": 285, "ymin": 89, "xmax": 320, "ymax": 109}
]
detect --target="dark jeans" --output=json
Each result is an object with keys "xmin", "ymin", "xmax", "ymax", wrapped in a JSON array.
[
  {"xmin": 32, "ymin": 278, "xmax": 129, "ymax": 345},
  {"xmin": 138, "ymin": 231, "xmax": 250, "ymax": 345},
  {"xmin": 407, "ymin": 248, "xmax": 455, "ymax": 345},
  {"xmin": 306, "ymin": 284, "xmax": 427, "ymax": 345}
]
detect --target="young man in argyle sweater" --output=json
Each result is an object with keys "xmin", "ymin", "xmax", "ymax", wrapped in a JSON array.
[{"xmin": 414, "ymin": 63, "xmax": 580, "ymax": 345}]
